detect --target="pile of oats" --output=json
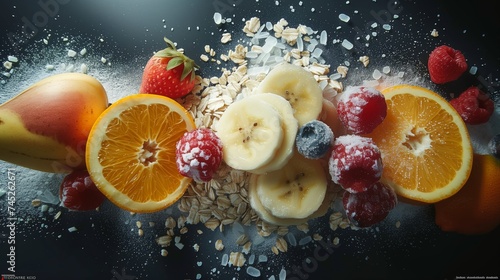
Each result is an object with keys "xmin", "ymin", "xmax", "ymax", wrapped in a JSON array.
[{"xmin": 160, "ymin": 16, "xmax": 359, "ymax": 262}]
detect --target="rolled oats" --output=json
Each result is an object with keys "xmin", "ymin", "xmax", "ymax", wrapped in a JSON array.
[
  {"xmin": 204, "ymin": 218, "xmax": 220, "ymax": 231},
  {"xmin": 242, "ymin": 241, "xmax": 252, "ymax": 254},
  {"xmin": 215, "ymin": 239, "xmax": 225, "ymax": 251},
  {"xmin": 296, "ymin": 223, "xmax": 309, "ymax": 233},
  {"xmin": 221, "ymin": 33, "xmax": 232, "ymax": 44},
  {"xmin": 31, "ymin": 199, "xmax": 42, "ymax": 207},
  {"xmin": 156, "ymin": 235, "xmax": 172, "ymax": 247},
  {"xmin": 359, "ymin": 55, "xmax": 370, "ymax": 67},
  {"xmin": 337, "ymin": 65, "xmax": 349, "ymax": 77},
  {"xmin": 271, "ymin": 246, "xmax": 279, "ymax": 255},
  {"xmin": 229, "ymin": 252, "xmax": 246, "ymax": 267},
  {"xmin": 200, "ymin": 54, "xmax": 209, "ymax": 62},
  {"xmin": 165, "ymin": 216, "xmax": 176, "ymax": 229},
  {"xmin": 235, "ymin": 234, "xmax": 249, "ymax": 246},
  {"xmin": 329, "ymin": 212, "xmax": 345, "ymax": 231},
  {"xmin": 243, "ymin": 17, "xmax": 261, "ymax": 37},
  {"xmin": 313, "ymin": 233, "xmax": 323, "ymax": 241},
  {"xmin": 275, "ymin": 237, "xmax": 288, "ymax": 253}
]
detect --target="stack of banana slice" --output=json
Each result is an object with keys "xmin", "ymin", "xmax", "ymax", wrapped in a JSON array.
[{"xmin": 216, "ymin": 63, "xmax": 333, "ymax": 225}]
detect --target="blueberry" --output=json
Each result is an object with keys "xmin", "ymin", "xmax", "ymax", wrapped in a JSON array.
[
  {"xmin": 295, "ymin": 120, "xmax": 334, "ymax": 159},
  {"xmin": 488, "ymin": 134, "xmax": 500, "ymax": 159}
]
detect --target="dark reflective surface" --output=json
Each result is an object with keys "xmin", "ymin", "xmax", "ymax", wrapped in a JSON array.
[{"xmin": 1, "ymin": 0, "xmax": 499, "ymax": 279}]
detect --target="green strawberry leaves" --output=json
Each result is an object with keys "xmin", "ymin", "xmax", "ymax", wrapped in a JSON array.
[{"xmin": 156, "ymin": 37, "xmax": 199, "ymax": 81}]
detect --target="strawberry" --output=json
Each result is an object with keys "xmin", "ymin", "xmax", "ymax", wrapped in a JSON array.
[
  {"xmin": 139, "ymin": 38, "xmax": 198, "ymax": 98},
  {"xmin": 449, "ymin": 86, "xmax": 494, "ymax": 125},
  {"xmin": 427, "ymin": 45, "xmax": 467, "ymax": 84}
]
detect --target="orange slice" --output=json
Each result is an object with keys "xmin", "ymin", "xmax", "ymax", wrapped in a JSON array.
[
  {"xmin": 86, "ymin": 94, "xmax": 196, "ymax": 213},
  {"xmin": 365, "ymin": 84, "xmax": 473, "ymax": 203},
  {"xmin": 435, "ymin": 154, "xmax": 500, "ymax": 234}
]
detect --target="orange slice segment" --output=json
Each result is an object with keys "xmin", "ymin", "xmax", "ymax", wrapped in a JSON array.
[
  {"xmin": 435, "ymin": 154, "xmax": 500, "ymax": 234},
  {"xmin": 86, "ymin": 94, "xmax": 196, "ymax": 213},
  {"xmin": 365, "ymin": 84, "xmax": 473, "ymax": 203}
]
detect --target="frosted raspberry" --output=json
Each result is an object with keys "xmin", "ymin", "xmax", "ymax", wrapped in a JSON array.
[
  {"xmin": 59, "ymin": 169, "xmax": 106, "ymax": 211},
  {"xmin": 337, "ymin": 86, "xmax": 387, "ymax": 134},
  {"xmin": 176, "ymin": 128, "xmax": 223, "ymax": 182},
  {"xmin": 328, "ymin": 135, "xmax": 383, "ymax": 193},
  {"xmin": 343, "ymin": 182, "xmax": 398, "ymax": 227}
]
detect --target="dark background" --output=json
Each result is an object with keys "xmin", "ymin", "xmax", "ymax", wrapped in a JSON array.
[{"xmin": 1, "ymin": 0, "xmax": 499, "ymax": 279}]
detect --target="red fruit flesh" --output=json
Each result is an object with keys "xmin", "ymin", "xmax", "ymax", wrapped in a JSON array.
[
  {"xmin": 342, "ymin": 182, "xmax": 398, "ymax": 228},
  {"xmin": 428, "ymin": 45, "xmax": 467, "ymax": 84},
  {"xmin": 449, "ymin": 86, "xmax": 494, "ymax": 125},
  {"xmin": 59, "ymin": 169, "xmax": 106, "ymax": 211}
]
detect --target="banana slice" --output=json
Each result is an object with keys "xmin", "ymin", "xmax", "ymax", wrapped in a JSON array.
[
  {"xmin": 216, "ymin": 97, "xmax": 284, "ymax": 171},
  {"xmin": 248, "ymin": 167, "xmax": 334, "ymax": 226},
  {"xmin": 251, "ymin": 154, "xmax": 327, "ymax": 221},
  {"xmin": 255, "ymin": 63, "xmax": 323, "ymax": 126},
  {"xmin": 247, "ymin": 93, "xmax": 298, "ymax": 174}
]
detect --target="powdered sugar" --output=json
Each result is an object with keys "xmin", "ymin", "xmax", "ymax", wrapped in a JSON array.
[{"xmin": 339, "ymin": 86, "xmax": 382, "ymax": 104}]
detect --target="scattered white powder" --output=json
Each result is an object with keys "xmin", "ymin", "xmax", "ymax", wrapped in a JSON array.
[{"xmin": 1, "ymin": 2, "xmax": 498, "ymax": 279}]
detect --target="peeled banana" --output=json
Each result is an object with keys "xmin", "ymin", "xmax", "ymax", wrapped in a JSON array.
[{"xmin": 0, "ymin": 73, "xmax": 108, "ymax": 173}]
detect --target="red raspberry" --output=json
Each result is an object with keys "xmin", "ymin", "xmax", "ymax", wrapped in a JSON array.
[
  {"xmin": 176, "ymin": 128, "xmax": 223, "ymax": 182},
  {"xmin": 328, "ymin": 135, "xmax": 383, "ymax": 193},
  {"xmin": 427, "ymin": 45, "xmax": 467, "ymax": 84},
  {"xmin": 449, "ymin": 86, "xmax": 494, "ymax": 125},
  {"xmin": 342, "ymin": 182, "xmax": 398, "ymax": 228},
  {"xmin": 337, "ymin": 86, "xmax": 387, "ymax": 135},
  {"xmin": 59, "ymin": 169, "xmax": 106, "ymax": 211}
]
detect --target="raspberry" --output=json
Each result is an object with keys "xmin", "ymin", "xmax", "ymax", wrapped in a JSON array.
[
  {"xmin": 176, "ymin": 128, "xmax": 223, "ymax": 182},
  {"xmin": 59, "ymin": 169, "xmax": 106, "ymax": 211},
  {"xmin": 449, "ymin": 86, "xmax": 494, "ymax": 125},
  {"xmin": 427, "ymin": 45, "xmax": 467, "ymax": 84},
  {"xmin": 342, "ymin": 182, "xmax": 398, "ymax": 228},
  {"xmin": 328, "ymin": 135, "xmax": 383, "ymax": 193},
  {"xmin": 337, "ymin": 86, "xmax": 387, "ymax": 135},
  {"xmin": 295, "ymin": 120, "xmax": 334, "ymax": 159}
]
